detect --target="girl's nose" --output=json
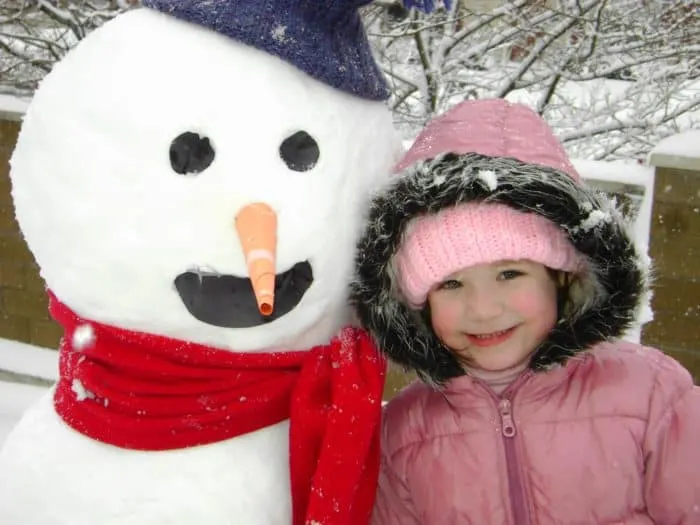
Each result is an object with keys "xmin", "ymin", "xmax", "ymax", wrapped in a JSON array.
[{"xmin": 464, "ymin": 285, "xmax": 503, "ymax": 320}]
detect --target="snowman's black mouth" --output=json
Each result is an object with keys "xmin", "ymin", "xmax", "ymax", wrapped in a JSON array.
[{"xmin": 174, "ymin": 261, "xmax": 313, "ymax": 328}]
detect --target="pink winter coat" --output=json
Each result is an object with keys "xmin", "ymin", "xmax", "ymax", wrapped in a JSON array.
[
  {"xmin": 350, "ymin": 99, "xmax": 700, "ymax": 524},
  {"xmin": 373, "ymin": 342, "xmax": 700, "ymax": 524}
]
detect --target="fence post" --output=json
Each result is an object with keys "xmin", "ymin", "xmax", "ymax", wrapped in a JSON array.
[{"xmin": 645, "ymin": 130, "xmax": 700, "ymax": 383}]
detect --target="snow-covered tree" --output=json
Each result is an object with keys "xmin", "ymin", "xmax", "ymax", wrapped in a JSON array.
[
  {"xmin": 0, "ymin": 0, "xmax": 136, "ymax": 96},
  {"xmin": 365, "ymin": 0, "xmax": 700, "ymax": 160},
  {"xmin": 1, "ymin": 0, "xmax": 697, "ymax": 160}
]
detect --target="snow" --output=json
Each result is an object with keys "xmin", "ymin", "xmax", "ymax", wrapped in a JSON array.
[
  {"xmin": 649, "ymin": 129, "xmax": 700, "ymax": 170},
  {"xmin": 382, "ymin": 10, "xmax": 700, "ymax": 161},
  {"xmin": 571, "ymin": 159, "xmax": 654, "ymax": 188},
  {"xmin": 70, "ymin": 378, "xmax": 94, "ymax": 401},
  {"xmin": 0, "ymin": 337, "xmax": 58, "ymax": 382},
  {"xmin": 0, "ymin": 338, "xmax": 55, "ymax": 447},
  {"xmin": 0, "ymin": 92, "xmax": 30, "ymax": 121},
  {"xmin": 72, "ymin": 323, "xmax": 95, "ymax": 350},
  {"xmin": 0, "ymin": 381, "xmax": 48, "ymax": 447},
  {"xmin": 576, "ymin": 209, "xmax": 610, "ymax": 232},
  {"xmin": 651, "ymin": 129, "xmax": 700, "ymax": 159},
  {"xmin": 271, "ymin": 24, "xmax": 289, "ymax": 44},
  {"xmin": 477, "ymin": 169, "xmax": 498, "ymax": 190}
]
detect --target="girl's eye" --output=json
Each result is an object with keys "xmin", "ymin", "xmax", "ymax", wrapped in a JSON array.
[
  {"xmin": 499, "ymin": 270, "xmax": 523, "ymax": 281},
  {"xmin": 437, "ymin": 279, "xmax": 462, "ymax": 290}
]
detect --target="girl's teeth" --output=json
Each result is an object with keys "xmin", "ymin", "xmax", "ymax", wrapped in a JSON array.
[{"xmin": 475, "ymin": 329, "xmax": 509, "ymax": 339}]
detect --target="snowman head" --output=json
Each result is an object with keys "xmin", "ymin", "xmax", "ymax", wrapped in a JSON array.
[{"xmin": 10, "ymin": 5, "xmax": 402, "ymax": 351}]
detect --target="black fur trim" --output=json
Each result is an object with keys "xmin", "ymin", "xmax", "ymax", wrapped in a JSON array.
[{"xmin": 351, "ymin": 153, "xmax": 649, "ymax": 385}]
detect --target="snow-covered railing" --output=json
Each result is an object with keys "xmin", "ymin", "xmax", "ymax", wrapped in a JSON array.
[
  {"xmin": 0, "ymin": 338, "xmax": 57, "ymax": 386},
  {"xmin": 0, "ymin": 93, "xmax": 29, "ymax": 122},
  {"xmin": 648, "ymin": 129, "xmax": 700, "ymax": 172},
  {"xmin": 0, "ymin": 340, "xmax": 55, "ymax": 446}
]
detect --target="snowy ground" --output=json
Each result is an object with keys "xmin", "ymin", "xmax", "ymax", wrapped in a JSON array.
[
  {"xmin": 0, "ymin": 338, "xmax": 57, "ymax": 446},
  {"xmin": 0, "ymin": 381, "xmax": 48, "ymax": 445}
]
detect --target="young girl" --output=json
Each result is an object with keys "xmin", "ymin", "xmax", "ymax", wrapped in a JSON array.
[{"xmin": 352, "ymin": 98, "xmax": 700, "ymax": 524}]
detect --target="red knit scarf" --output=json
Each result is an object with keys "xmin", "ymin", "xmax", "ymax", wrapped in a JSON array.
[{"xmin": 49, "ymin": 292, "xmax": 386, "ymax": 525}]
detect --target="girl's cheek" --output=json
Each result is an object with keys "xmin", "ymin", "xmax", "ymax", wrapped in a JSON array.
[
  {"xmin": 509, "ymin": 290, "xmax": 546, "ymax": 315},
  {"xmin": 430, "ymin": 298, "xmax": 464, "ymax": 334},
  {"xmin": 509, "ymin": 288, "xmax": 558, "ymax": 324}
]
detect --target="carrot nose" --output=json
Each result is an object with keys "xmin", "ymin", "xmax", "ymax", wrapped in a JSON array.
[{"xmin": 235, "ymin": 202, "xmax": 277, "ymax": 316}]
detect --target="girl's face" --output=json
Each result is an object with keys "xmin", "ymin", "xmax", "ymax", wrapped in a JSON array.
[{"xmin": 427, "ymin": 260, "xmax": 558, "ymax": 373}]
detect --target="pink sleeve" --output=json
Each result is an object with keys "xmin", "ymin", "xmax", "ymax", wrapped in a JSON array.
[
  {"xmin": 371, "ymin": 451, "xmax": 421, "ymax": 525},
  {"xmin": 643, "ymin": 355, "xmax": 700, "ymax": 524}
]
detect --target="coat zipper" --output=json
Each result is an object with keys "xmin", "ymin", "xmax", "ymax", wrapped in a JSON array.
[
  {"xmin": 474, "ymin": 373, "xmax": 532, "ymax": 525},
  {"xmin": 499, "ymin": 397, "xmax": 530, "ymax": 525}
]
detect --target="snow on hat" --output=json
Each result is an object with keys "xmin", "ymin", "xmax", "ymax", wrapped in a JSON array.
[
  {"xmin": 394, "ymin": 99, "xmax": 584, "ymax": 306},
  {"xmin": 141, "ymin": 0, "xmax": 449, "ymax": 100}
]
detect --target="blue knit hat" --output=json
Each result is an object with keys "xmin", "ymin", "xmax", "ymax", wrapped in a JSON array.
[
  {"xmin": 140, "ymin": 0, "xmax": 371, "ymax": 99},
  {"xmin": 141, "ymin": 0, "xmax": 449, "ymax": 101}
]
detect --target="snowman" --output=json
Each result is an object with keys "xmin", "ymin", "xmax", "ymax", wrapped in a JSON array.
[{"xmin": 0, "ymin": 0, "xmax": 424, "ymax": 523}]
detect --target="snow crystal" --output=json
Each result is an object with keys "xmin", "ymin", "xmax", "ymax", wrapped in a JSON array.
[
  {"xmin": 432, "ymin": 174, "xmax": 447, "ymax": 187},
  {"xmin": 577, "ymin": 209, "xmax": 609, "ymax": 231},
  {"xmin": 477, "ymin": 170, "xmax": 498, "ymax": 191},
  {"xmin": 71, "ymin": 379, "xmax": 95, "ymax": 402},
  {"xmin": 72, "ymin": 324, "xmax": 96, "ymax": 350},
  {"xmin": 271, "ymin": 25, "xmax": 288, "ymax": 43}
]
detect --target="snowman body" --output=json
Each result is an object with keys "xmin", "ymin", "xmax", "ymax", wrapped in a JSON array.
[
  {"xmin": 0, "ymin": 8, "xmax": 401, "ymax": 524},
  {"xmin": 3, "ymin": 394, "xmax": 292, "ymax": 524}
]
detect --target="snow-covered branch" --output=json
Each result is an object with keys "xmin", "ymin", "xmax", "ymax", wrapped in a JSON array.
[
  {"xmin": 365, "ymin": 0, "xmax": 699, "ymax": 160},
  {"xmin": 0, "ymin": 0, "xmax": 136, "ymax": 96}
]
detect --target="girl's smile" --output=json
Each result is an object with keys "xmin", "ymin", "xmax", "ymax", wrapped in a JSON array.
[{"xmin": 465, "ymin": 326, "xmax": 518, "ymax": 347}]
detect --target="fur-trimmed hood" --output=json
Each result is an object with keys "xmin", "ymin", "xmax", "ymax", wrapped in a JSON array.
[{"xmin": 351, "ymin": 152, "xmax": 650, "ymax": 385}]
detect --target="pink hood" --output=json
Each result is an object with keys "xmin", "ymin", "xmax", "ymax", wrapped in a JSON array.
[
  {"xmin": 352, "ymin": 99, "xmax": 649, "ymax": 384},
  {"xmin": 394, "ymin": 98, "xmax": 581, "ymax": 183}
]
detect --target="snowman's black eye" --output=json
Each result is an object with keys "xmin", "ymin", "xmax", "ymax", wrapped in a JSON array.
[
  {"xmin": 279, "ymin": 131, "xmax": 319, "ymax": 172},
  {"xmin": 170, "ymin": 132, "xmax": 215, "ymax": 175}
]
